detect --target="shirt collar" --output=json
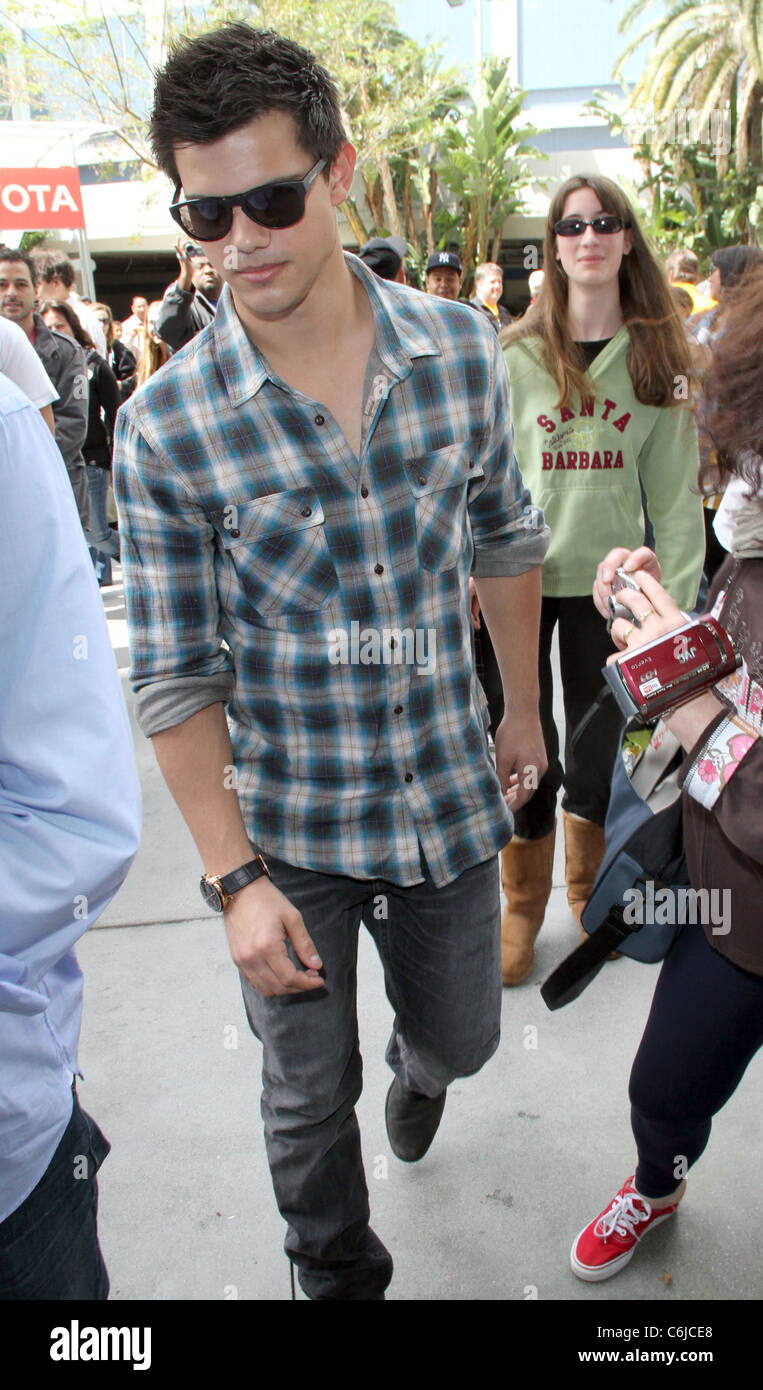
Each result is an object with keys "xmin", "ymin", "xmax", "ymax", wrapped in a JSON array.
[{"xmin": 211, "ymin": 252, "xmax": 440, "ymax": 408}]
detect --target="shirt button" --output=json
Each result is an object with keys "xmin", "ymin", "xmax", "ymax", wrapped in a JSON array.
[
  {"xmin": 361, "ymin": 485, "xmax": 369, "ymax": 498},
  {"xmin": 301, "ymin": 505, "xmax": 312, "ymax": 517},
  {"xmin": 314, "ymin": 414, "xmax": 325, "ymax": 425},
  {"xmin": 229, "ymin": 528, "xmax": 241, "ymax": 538},
  {"xmin": 404, "ymin": 772, "xmax": 413, "ymax": 783},
  {"xmin": 468, "ymin": 458, "xmax": 475, "ymax": 469},
  {"xmin": 374, "ymin": 563, "xmax": 384, "ymax": 575},
  {"xmin": 393, "ymin": 705, "xmax": 403, "ymax": 715},
  {"xmin": 417, "ymin": 474, "xmax": 427, "ymax": 486}
]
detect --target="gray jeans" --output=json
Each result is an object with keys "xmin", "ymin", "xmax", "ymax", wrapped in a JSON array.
[{"xmin": 240, "ymin": 852, "xmax": 502, "ymax": 1300}]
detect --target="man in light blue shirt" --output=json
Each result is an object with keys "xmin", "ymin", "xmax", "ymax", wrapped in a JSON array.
[{"xmin": 0, "ymin": 374, "xmax": 141, "ymax": 1298}]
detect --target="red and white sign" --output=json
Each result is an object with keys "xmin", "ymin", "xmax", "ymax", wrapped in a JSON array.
[{"xmin": 0, "ymin": 167, "xmax": 86, "ymax": 229}]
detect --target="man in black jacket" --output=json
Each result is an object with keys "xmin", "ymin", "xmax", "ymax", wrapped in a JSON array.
[
  {"xmin": 0, "ymin": 247, "xmax": 89, "ymax": 528},
  {"xmin": 154, "ymin": 237, "xmax": 223, "ymax": 350}
]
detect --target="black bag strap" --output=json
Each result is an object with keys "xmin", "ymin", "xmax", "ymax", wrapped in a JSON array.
[
  {"xmin": 541, "ymin": 905, "xmax": 637, "ymax": 1010},
  {"xmin": 568, "ymin": 684, "xmax": 617, "ymax": 756}
]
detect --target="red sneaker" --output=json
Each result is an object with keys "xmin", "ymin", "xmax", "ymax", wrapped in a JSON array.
[{"xmin": 570, "ymin": 1176, "xmax": 681, "ymax": 1282}]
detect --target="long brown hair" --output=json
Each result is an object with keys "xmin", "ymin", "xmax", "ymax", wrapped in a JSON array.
[
  {"xmin": 703, "ymin": 265, "xmax": 763, "ymax": 493},
  {"xmin": 501, "ymin": 174, "xmax": 692, "ymax": 409},
  {"xmin": 137, "ymin": 301, "xmax": 171, "ymax": 385}
]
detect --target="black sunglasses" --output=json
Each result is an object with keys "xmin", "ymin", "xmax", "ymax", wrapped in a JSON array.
[
  {"xmin": 554, "ymin": 215, "xmax": 626, "ymax": 237},
  {"xmin": 169, "ymin": 158, "xmax": 328, "ymax": 241}
]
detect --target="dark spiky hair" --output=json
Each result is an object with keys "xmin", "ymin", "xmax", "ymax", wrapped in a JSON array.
[
  {"xmin": 149, "ymin": 23, "xmax": 347, "ymax": 186},
  {"xmin": 0, "ymin": 245, "xmax": 38, "ymax": 285}
]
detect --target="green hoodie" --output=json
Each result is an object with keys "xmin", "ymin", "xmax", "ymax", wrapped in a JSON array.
[{"xmin": 503, "ymin": 327, "xmax": 705, "ymax": 610}]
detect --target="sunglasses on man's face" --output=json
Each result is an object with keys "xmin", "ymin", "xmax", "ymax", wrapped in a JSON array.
[
  {"xmin": 169, "ymin": 158, "xmax": 328, "ymax": 242},
  {"xmin": 554, "ymin": 214, "xmax": 626, "ymax": 237}
]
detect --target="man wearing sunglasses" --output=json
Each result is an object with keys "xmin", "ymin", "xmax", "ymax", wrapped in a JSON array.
[{"xmin": 113, "ymin": 22, "xmax": 549, "ymax": 1302}]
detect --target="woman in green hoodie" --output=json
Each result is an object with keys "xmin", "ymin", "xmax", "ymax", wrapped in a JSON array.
[{"xmin": 496, "ymin": 174, "xmax": 704, "ymax": 985}]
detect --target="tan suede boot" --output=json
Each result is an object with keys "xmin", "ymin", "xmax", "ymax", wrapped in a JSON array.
[
  {"xmin": 562, "ymin": 809, "xmax": 606, "ymax": 940},
  {"xmin": 499, "ymin": 825, "xmax": 556, "ymax": 985}
]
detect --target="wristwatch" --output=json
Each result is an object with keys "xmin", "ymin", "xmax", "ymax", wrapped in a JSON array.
[{"xmin": 200, "ymin": 854, "xmax": 270, "ymax": 912}]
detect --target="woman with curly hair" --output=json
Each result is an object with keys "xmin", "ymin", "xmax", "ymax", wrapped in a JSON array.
[
  {"xmin": 571, "ymin": 263, "xmax": 763, "ymax": 1281},
  {"xmin": 494, "ymin": 174, "xmax": 704, "ymax": 984},
  {"xmin": 689, "ymin": 245, "xmax": 763, "ymax": 587}
]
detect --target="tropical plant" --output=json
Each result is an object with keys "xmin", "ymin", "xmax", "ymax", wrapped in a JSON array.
[
  {"xmin": 435, "ymin": 57, "xmax": 546, "ymax": 272},
  {"xmin": 614, "ymin": 0, "xmax": 763, "ymax": 175},
  {"xmin": 584, "ymin": 88, "xmax": 762, "ymax": 254}
]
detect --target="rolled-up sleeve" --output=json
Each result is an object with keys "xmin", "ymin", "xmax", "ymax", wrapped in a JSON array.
[
  {"xmin": 112, "ymin": 410, "xmax": 234, "ymax": 735},
  {"xmin": 469, "ymin": 334, "xmax": 551, "ymax": 577}
]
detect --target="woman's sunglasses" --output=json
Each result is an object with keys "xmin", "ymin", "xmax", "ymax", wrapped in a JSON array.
[
  {"xmin": 169, "ymin": 158, "xmax": 327, "ymax": 242},
  {"xmin": 554, "ymin": 215, "xmax": 626, "ymax": 237}
]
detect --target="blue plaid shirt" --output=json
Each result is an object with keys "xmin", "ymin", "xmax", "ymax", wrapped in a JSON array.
[{"xmin": 113, "ymin": 255, "xmax": 549, "ymax": 886}]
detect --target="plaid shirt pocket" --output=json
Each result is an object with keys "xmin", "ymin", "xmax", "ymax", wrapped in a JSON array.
[
  {"xmin": 405, "ymin": 442, "xmax": 483, "ymax": 572},
  {"xmin": 218, "ymin": 488, "xmax": 339, "ymax": 616}
]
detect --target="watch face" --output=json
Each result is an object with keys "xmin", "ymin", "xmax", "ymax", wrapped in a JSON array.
[{"xmin": 200, "ymin": 876, "xmax": 225, "ymax": 912}]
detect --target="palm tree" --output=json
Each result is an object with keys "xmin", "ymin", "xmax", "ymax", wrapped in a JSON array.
[
  {"xmin": 615, "ymin": 0, "xmax": 763, "ymax": 173},
  {"xmin": 436, "ymin": 58, "xmax": 545, "ymax": 269}
]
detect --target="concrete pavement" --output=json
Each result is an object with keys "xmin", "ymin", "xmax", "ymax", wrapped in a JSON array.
[{"xmin": 77, "ymin": 570, "xmax": 762, "ymax": 1302}]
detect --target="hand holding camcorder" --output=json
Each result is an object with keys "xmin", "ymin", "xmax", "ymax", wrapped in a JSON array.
[{"xmin": 599, "ymin": 558, "xmax": 741, "ymax": 721}]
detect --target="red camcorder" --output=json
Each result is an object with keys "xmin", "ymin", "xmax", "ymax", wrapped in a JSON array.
[{"xmin": 603, "ymin": 617, "xmax": 740, "ymax": 721}]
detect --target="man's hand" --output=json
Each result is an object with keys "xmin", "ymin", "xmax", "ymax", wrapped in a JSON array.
[
  {"xmin": 150, "ymin": 706, "xmax": 323, "ymax": 999},
  {"xmin": 593, "ymin": 546, "xmax": 662, "ymax": 621},
  {"xmin": 175, "ymin": 235, "xmax": 202, "ymax": 293},
  {"xmin": 494, "ymin": 711, "xmax": 547, "ymax": 811},
  {"xmin": 223, "ymin": 876, "xmax": 324, "ymax": 998}
]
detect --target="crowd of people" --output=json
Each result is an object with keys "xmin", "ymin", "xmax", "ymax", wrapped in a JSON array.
[{"xmin": 1, "ymin": 19, "xmax": 761, "ymax": 1308}]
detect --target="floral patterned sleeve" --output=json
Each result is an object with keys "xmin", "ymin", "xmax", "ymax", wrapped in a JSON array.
[
  {"xmin": 678, "ymin": 563, "xmax": 763, "ymax": 864},
  {"xmin": 684, "ymin": 710, "xmax": 760, "ymax": 810},
  {"xmin": 679, "ymin": 657, "xmax": 763, "ymax": 865}
]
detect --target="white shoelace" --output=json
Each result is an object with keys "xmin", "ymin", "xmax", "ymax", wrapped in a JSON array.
[{"xmin": 595, "ymin": 1190, "xmax": 652, "ymax": 1241}]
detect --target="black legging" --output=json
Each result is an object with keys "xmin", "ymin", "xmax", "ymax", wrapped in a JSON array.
[
  {"xmin": 513, "ymin": 595, "xmax": 624, "ymax": 839},
  {"xmin": 476, "ymin": 597, "xmax": 624, "ymax": 838},
  {"xmin": 630, "ymin": 922, "xmax": 763, "ymax": 1198}
]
